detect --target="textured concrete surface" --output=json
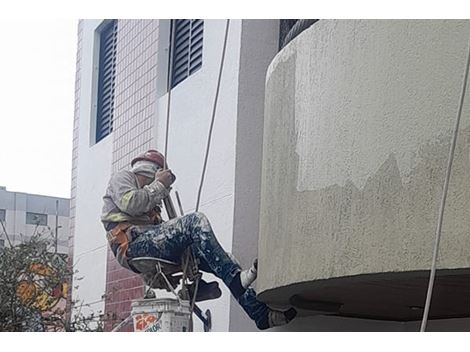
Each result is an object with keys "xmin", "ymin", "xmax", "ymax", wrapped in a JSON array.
[{"xmin": 258, "ymin": 20, "xmax": 470, "ymax": 321}]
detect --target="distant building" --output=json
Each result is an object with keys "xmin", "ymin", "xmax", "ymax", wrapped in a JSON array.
[{"xmin": 0, "ymin": 186, "xmax": 70, "ymax": 254}]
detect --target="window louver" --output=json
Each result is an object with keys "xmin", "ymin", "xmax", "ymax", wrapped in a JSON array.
[
  {"xmin": 171, "ymin": 19, "xmax": 204, "ymax": 88},
  {"xmin": 96, "ymin": 20, "xmax": 118, "ymax": 143}
]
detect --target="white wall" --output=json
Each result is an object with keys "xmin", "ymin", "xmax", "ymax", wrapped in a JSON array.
[
  {"xmin": 229, "ymin": 19, "xmax": 280, "ymax": 331},
  {"xmin": 155, "ymin": 19, "xmax": 243, "ymax": 332},
  {"xmin": 72, "ymin": 19, "xmax": 113, "ymax": 318}
]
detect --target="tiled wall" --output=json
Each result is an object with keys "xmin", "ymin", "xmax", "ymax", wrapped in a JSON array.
[
  {"xmin": 104, "ymin": 19, "xmax": 160, "ymax": 332},
  {"xmin": 111, "ymin": 19, "xmax": 159, "ymax": 172},
  {"xmin": 67, "ymin": 20, "xmax": 84, "ymax": 321}
]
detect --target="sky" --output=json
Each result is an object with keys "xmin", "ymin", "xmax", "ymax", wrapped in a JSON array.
[{"xmin": 0, "ymin": 19, "xmax": 77, "ymax": 198}]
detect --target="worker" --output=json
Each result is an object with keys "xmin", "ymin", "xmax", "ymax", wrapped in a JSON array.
[{"xmin": 101, "ymin": 149, "xmax": 297, "ymax": 330}]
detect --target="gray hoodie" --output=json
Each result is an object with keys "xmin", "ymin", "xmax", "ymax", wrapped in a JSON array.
[{"xmin": 101, "ymin": 170, "xmax": 169, "ymax": 229}]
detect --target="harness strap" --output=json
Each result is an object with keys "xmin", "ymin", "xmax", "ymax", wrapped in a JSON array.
[{"xmin": 107, "ymin": 222, "xmax": 132, "ymax": 259}]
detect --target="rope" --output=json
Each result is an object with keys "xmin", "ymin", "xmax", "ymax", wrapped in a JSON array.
[
  {"xmin": 163, "ymin": 20, "xmax": 175, "ymax": 171},
  {"xmin": 111, "ymin": 315, "xmax": 133, "ymax": 332},
  {"xmin": 175, "ymin": 190, "xmax": 184, "ymax": 216},
  {"xmin": 161, "ymin": 21, "xmax": 201, "ymax": 322},
  {"xmin": 160, "ymin": 20, "xmax": 230, "ymax": 331},
  {"xmin": 195, "ymin": 19, "xmax": 231, "ymax": 211},
  {"xmin": 419, "ymin": 37, "xmax": 470, "ymax": 332}
]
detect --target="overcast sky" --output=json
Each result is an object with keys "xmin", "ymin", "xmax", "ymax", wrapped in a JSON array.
[{"xmin": 0, "ymin": 19, "xmax": 77, "ymax": 198}]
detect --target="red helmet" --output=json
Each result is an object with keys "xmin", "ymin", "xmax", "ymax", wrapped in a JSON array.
[{"xmin": 131, "ymin": 150, "xmax": 165, "ymax": 168}]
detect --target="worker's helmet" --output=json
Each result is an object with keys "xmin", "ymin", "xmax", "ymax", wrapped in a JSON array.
[{"xmin": 131, "ymin": 150, "xmax": 165, "ymax": 169}]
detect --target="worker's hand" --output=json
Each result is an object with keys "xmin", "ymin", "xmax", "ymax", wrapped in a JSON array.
[{"xmin": 155, "ymin": 169, "xmax": 176, "ymax": 188}]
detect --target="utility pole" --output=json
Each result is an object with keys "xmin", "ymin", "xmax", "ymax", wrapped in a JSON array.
[{"xmin": 55, "ymin": 199, "xmax": 59, "ymax": 254}]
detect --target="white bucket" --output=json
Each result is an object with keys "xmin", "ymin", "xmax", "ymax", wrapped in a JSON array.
[{"xmin": 131, "ymin": 298, "xmax": 192, "ymax": 332}]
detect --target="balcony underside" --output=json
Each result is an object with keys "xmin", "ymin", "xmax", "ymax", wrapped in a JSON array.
[{"xmin": 258, "ymin": 268, "xmax": 470, "ymax": 321}]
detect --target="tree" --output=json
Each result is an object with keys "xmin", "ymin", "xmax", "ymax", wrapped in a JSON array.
[{"xmin": 0, "ymin": 221, "xmax": 106, "ymax": 331}]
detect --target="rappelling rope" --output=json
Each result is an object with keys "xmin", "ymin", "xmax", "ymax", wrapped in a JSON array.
[
  {"xmin": 161, "ymin": 20, "xmax": 231, "ymax": 328},
  {"xmin": 420, "ymin": 36, "xmax": 470, "ymax": 332},
  {"xmin": 185, "ymin": 19, "xmax": 230, "ymax": 323},
  {"xmin": 163, "ymin": 20, "xmax": 175, "ymax": 170},
  {"xmin": 161, "ymin": 20, "xmax": 200, "ymax": 320},
  {"xmin": 195, "ymin": 19, "xmax": 231, "ymax": 212}
]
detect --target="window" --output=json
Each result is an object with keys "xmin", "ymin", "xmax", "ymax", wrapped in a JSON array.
[
  {"xmin": 170, "ymin": 19, "xmax": 204, "ymax": 88},
  {"xmin": 26, "ymin": 212, "xmax": 48, "ymax": 226},
  {"xmin": 0, "ymin": 209, "xmax": 5, "ymax": 222},
  {"xmin": 96, "ymin": 20, "xmax": 118, "ymax": 143}
]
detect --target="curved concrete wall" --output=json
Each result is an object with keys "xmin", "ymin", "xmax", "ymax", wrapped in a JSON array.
[{"xmin": 258, "ymin": 20, "xmax": 470, "ymax": 304}]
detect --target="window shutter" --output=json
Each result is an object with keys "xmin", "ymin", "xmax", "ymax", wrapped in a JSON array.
[
  {"xmin": 171, "ymin": 19, "xmax": 204, "ymax": 88},
  {"xmin": 96, "ymin": 20, "xmax": 118, "ymax": 142},
  {"xmin": 189, "ymin": 20, "xmax": 204, "ymax": 74}
]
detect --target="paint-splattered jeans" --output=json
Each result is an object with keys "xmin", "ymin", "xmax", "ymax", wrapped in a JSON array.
[{"xmin": 126, "ymin": 211, "xmax": 271, "ymax": 330}]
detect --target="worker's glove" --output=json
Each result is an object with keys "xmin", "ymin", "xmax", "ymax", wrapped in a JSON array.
[
  {"xmin": 144, "ymin": 179, "xmax": 169, "ymax": 199},
  {"xmin": 155, "ymin": 169, "xmax": 176, "ymax": 188}
]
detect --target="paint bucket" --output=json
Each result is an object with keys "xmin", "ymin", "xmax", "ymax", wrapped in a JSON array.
[{"xmin": 131, "ymin": 298, "xmax": 192, "ymax": 332}]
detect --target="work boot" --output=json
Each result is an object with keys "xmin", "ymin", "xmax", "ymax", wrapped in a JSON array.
[
  {"xmin": 182, "ymin": 279, "xmax": 222, "ymax": 302},
  {"xmin": 240, "ymin": 258, "xmax": 258, "ymax": 289}
]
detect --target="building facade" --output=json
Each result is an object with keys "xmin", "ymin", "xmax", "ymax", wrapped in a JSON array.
[
  {"xmin": 0, "ymin": 186, "xmax": 70, "ymax": 254},
  {"xmin": 70, "ymin": 19, "xmax": 470, "ymax": 332},
  {"xmin": 70, "ymin": 19, "xmax": 278, "ymax": 331}
]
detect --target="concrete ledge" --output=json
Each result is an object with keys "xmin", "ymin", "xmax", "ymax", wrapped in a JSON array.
[{"xmin": 258, "ymin": 268, "xmax": 470, "ymax": 321}]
